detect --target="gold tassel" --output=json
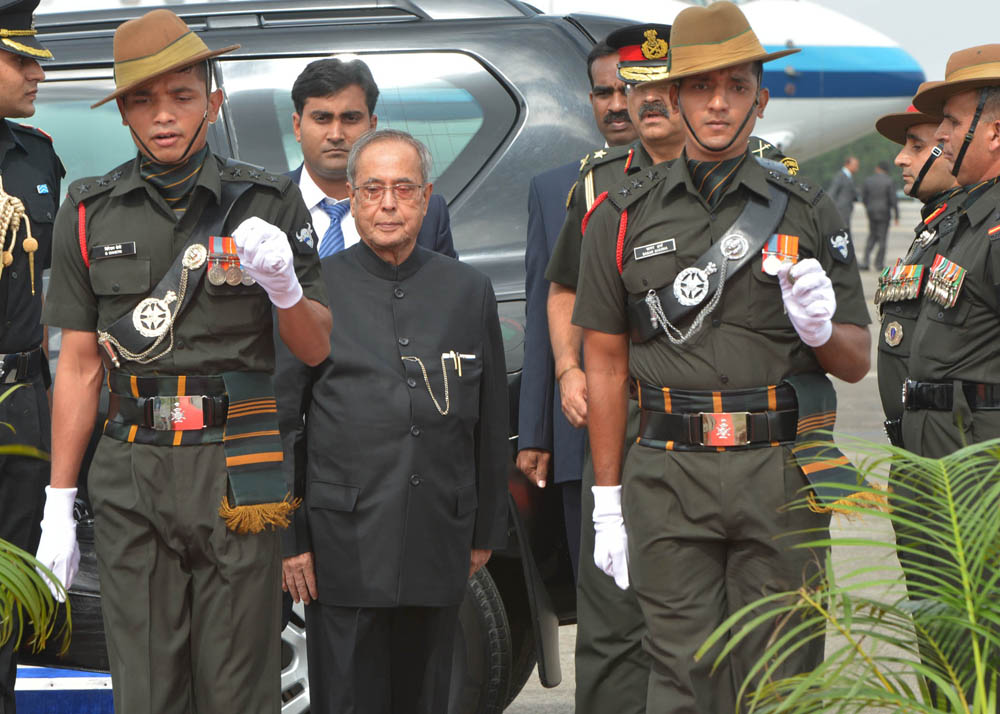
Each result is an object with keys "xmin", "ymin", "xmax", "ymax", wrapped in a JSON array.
[
  {"xmin": 807, "ymin": 485, "xmax": 891, "ymax": 516},
  {"xmin": 218, "ymin": 493, "xmax": 302, "ymax": 534}
]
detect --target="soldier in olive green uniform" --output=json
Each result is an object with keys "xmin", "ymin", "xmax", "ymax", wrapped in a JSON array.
[
  {"xmin": 873, "ymin": 93, "xmax": 962, "ymax": 446},
  {"xmin": 34, "ymin": 11, "xmax": 330, "ymax": 714},
  {"xmin": 543, "ymin": 25, "xmax": 677, "ymax": 714},
  {"xmin": 902, "ymin": 47, "xmax": 1000, "ymax": 458},
  {"xmin": 573, "ymin": 4, "xmax": 870, "ymax": 712}
]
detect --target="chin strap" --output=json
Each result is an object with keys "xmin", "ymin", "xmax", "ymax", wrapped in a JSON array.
[
  {"xmin": 124, "ymin": 63, "xmax": 213, "ymax": 166},
  {"xmin": 951, "ymin": 89, "xmax": 988, "ymax": 178},
  {"xmin": 678, "ymin": 94, "xmax": 759, "ymax": 155},
  {"xmin": 910, "ymin": 143, "xmax": 943, "ymax": 198}
]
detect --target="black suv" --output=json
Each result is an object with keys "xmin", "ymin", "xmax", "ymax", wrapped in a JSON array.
[{"xmin": 27, "ymin": 2, "xmax": 629, "ymax": 712}]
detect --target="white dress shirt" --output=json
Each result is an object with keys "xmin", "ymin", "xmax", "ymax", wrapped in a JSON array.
[{"xmin": 297, "ymin": 166, "xmax": 361, "ymax": 252}]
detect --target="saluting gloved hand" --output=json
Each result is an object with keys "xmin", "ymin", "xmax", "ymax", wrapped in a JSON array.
[
  {"xmin": 592, "ymin": 485, "xmax": 629, "ymax": 590},
  {"xmin": 34, "ymin": 486, "xmax": 81, "ymax": 602},
  {"xmin": 777, "ymin": 258, "xmax": 836, "ymax": 347},
  {"xmin": 232, "ymin": 217, "xmax": 303, "ymax": 309}
]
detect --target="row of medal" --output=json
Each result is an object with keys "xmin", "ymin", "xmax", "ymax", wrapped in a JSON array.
[
  {"xmin": 874, "ymin": 262, "xmax": 924, "ymax": 307},
  {"xmin": 207, "ymin": 235, "xmax": 255, "ymax": 287},
  {"xmin": 874, "ymin": 254, "xmax": 966, "ymax": 311},
  {"xmin": 761, "ymin": 234, "xmax": 799, "ymax": 275}
]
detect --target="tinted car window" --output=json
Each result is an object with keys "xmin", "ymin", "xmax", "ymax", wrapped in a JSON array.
[{"xmin": 219, "ymin": 52, "xmax": 513, "ymax": 192}]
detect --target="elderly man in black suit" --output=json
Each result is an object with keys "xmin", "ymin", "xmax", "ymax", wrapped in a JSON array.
[
  {"xmin": 275, "ymin": 129, "xmax": 507, "ymax": 714},
  {"xmin": 287, "ymin": 57, "xmax": 457, "ymax": 259}
]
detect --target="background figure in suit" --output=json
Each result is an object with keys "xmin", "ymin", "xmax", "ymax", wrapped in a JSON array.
[
  {"xmin": 517, "ymin": 40, "xmax": 637, "ymax": 579},
  {"xmin": 827, "ymin": 154, "xmax": 860, "ymax": 234},
  {"xmin": 277, "ymin": 130, "xmax": 507, "ymax": 714},
  {"xmin": 859, "ymin": 160, "xmax": 899, "ymax": 271},
  {"xmin": 288, "ymin": 57, "xmax": 457, "ymax": 259}
]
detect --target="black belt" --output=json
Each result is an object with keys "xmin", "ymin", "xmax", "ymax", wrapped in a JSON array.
[
  {"xmin": 107, "ymin": 392, "xmax": 229, "ymax": 430},
  {"xmin": 638, "ymin": 408, "xmax": 798, "ymax": 447},
  {"xmin": 1, "ymin": 347, "xmax": 45, "ymax": 384},
  {"xmin": 633, "ymin": 381, "xmax": 798, "ymax": 449},
  {"xmin": 902, "ymin": 378, "xmax": 1000, "ymax": 411}
]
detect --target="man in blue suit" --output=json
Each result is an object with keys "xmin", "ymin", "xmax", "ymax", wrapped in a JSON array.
[
  {"xmin": 288, "ymin": 58, "xmax": 456, "ymax": 259},
  {"xmin": 517, "ymin": 40, "xmax": 636, "ymax": 578}
]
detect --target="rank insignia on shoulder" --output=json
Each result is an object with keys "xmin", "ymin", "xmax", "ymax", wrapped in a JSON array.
[
  {"xmin": 827, "ymin": 230, "xmax": 852, "ymax": 263},
  {"xmin": 36, "ymin": 184, "xmax": 49, "ymax": 194},
  {"xmin": 295, "ymin": 223, "xmax": 315, "ymax": 248},
  {"xmin": 761, "ymin": 234, "xmax": 799, "ymax": 274}
]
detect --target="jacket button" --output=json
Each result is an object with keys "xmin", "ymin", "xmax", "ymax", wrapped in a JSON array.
[
  {"xmin": 398, "ymin": 337, "xmax": 410, "ymax": 346},
  {"xmin": 720, "ymin": 374, "xmax": 729, "ymax": 384},
  {"xmin": 112, "ymin": 283, "xmax": 120, "ymax": 293},
  {"xmin": 407, "ymin": 377, "xmax": 417, "ymax": 388},
  {"xmin": 711, "ymin": 318, "xmax": 721, "ymax": 328},
  {"xmin": 937, "ymin": 311, "xmax": 944, "ymax": 319},
  {"xmin": 410, "ymin": 425, "xmax": 421, "ymax": 437},
  {"xmin": 10, "ymin": 271, "xmax": 16, "ymax": 279},
  {"xmin": 409, "ymin": 474, "xmax": 421, "ymax": 486},
  {"xmin": 394, "ymin": 287, "xmax": 405, "ymax": 299}
]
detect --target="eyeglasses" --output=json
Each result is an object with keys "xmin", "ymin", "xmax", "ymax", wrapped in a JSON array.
[{"xmin": 354, "ymin": 182, "xmax": 425, "ymax": 204}]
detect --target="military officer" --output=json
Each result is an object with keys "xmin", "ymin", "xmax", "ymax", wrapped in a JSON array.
[
  {"xmin": 33, "ymin": 10, "xmax": 330, "ymax": 714},
  {"xmin": 873, "ymin": 92, "xmax": 961, "ymax": 447},
  {"xmin": 542, "ymin": 24, "xmax": 677, "ymax": 714},
  {"xmin": 0, "ymin": 1, "xmax": 62, "ymax": 710},
  {"xmin": 573, "ymin": 4, "xmax": 870, "ymax": 712},
  {"xmin": 904, "ymin": 46, "xmax": 1000, "ymax": 458}
]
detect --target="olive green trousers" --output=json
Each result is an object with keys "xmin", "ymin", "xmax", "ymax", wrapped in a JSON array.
[
  {"xmin": 89, "ymin": 436, "xmax": 282, "ymax": 714},
  {"xmin": 623, "ymin": 444, "xmax": 829, "ymax": 713}
]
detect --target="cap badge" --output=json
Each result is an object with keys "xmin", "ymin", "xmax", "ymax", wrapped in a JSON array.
[{"xmin": 641, "ymin": 29, "xmax": 668, "ymax": 60}]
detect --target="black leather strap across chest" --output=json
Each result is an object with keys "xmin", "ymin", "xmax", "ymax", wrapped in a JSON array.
[{"xmin": 627, "ymin": 181, "xmax": 788, "ymax": 344}]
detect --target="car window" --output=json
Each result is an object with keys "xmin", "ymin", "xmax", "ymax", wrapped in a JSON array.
[
  {"xmin": 218, "ymin": 52, "xmax": 515, "ymax": 199},
  {"xmin": 29, "ymin": 77, "xmax": 138, "ymax": 187}
]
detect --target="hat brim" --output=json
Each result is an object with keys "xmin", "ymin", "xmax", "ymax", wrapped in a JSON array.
[
  {"xmin": 913, "ymin": 76, "xmax": 1000, "ymax": 115},
  {"xmin": 662, "ymin": 47, "xmax": 799, "ymax": 84},
  {"xmin": 875, "ymin": 111, "xmax": 940, "ymax": 145},
  {"xmin": 91, "ymin": 44, "xmax": 240, "ymax": 109},
  {"xmin": 0, "ymin": 35, "xmax": 53, "ymax": 61}
]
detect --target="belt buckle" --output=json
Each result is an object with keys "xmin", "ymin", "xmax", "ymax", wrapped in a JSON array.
[
  {"xmin": 700, "ymin": 411, "xmax": 749, "ymax": 447},
  {"xmin": 902, "ymin": 378, "xmax": 916, "ymax": 409},
  {"xmin": 151, "ymin": 395, "xmax": 205, "ymax": 431}
]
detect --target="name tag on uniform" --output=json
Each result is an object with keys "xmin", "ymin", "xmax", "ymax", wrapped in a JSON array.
[
  {"xmin": 634, "ymin": 239, "xmax": 676, "ymax": 261},
  {"xmin": 92, "ymin": 242, "xmax": 137, "ymax": 260}
]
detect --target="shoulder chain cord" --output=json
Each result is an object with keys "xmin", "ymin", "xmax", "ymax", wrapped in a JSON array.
[
  {"xmin": 0, "ymin": 177, "xmax": 39, "ymax": 293},
  {"xmin": 401, "ymin": 354, "xmax": 450, "ymax": 415},
  {"xmin": 97, "ymin": 268, "xmax": 190, "ymax": 364},
  {"xmin": 645, "ymin": 259, "xmax": 729, "ymax": 345}
]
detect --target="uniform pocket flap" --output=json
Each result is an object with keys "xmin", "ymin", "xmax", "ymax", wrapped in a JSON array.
[
  {"xmin": 310, "ymin": 481, "xmax": 360, "ymax": 512},
  {"xmin": 89, "ymin": 257, "xmax": 150, "ymax": 296},
  {"xmin": 455, "ymin": 483, "xmax": 478, "ymax": 517}
]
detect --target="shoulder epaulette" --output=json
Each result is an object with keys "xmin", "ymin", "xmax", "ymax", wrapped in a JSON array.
[
  {"xmin": 607, "ymin": 163, "xmax": 668, "ymax": 212},
  {"xmin": 578, "ymin": 144, "xmax": 633, "ymax": 177},
  {"xmin": 13, "ymin": 122, "xmax": 54, "ymax": 143},
  {"xmin": 68, "ymin": 160, "xmax": 132, "ymax": 205},
  {"xmin": 220, "ymin": 159, "xmax": 290, "ymax": 194},
  {"xmin": 763, "ymin": 166, "xmax": 824, "ymax": 207}
]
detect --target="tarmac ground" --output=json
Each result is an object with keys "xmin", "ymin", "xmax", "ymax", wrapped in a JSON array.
[{"xmin": 507, "ymin": 198, "xmax": 925, "ymax": 713}]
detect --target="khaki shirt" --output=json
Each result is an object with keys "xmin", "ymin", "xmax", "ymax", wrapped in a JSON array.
[
  {"xmin": 573, "ymin": 151, "xmax": 870, "ymax": 390},
  {"xmin": 43, "ymin": 154, "xmax": 327, "ymax": 376},
  {"xmin": 906, "ymin": 180, "xmax": 1000, "ymax": 383},
  {"xmin": 545, "ymin": 141, "xmax": 653, "ymax": 289}
]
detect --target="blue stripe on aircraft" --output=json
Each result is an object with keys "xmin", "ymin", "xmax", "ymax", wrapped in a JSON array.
[
  {"xmin": 17, "ymin": 667, "xmax": 110, "ymax": 679},
  {"xmin": 16, "ymin": 691, "xmax": 113, "ymax": 714},
  {"xmin": 761, "ymin": 45, "xmax": 925, "ymax": 98}
]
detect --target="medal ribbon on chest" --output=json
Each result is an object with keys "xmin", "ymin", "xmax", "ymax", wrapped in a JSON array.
[
  {"xmin": 924, "ymin": 253, "xmax": 966, "ymax": 309},
  {"xmin": 761, "ymin": 233, "xmax": 799, "ymax": 275},
  {"xmin": 208, "ymin": 235, "xmax": 255, "ymax": 287},
  {"xmin": 874, "ymin": 259, "xmax": 925, "ymax": 308}
]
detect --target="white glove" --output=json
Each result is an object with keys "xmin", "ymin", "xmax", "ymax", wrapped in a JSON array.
[
  {"xmin": 232, "ymin": 217, "xmax": 304, "ymax": 309},
  {"xmin": 592, "ymin": 485, "xmax": 629, "ymax": 590},
  {"xmin": 34, "ymin": 486, "xmax": 81, "ymax": 602},
  {"xmin": 777, "ymin": 258, "xmax": 836, "ymax": 347}
]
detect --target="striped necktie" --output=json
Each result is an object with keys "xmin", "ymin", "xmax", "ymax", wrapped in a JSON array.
[{"xmin": 319, "ymin": 198, "xmax": 350, "ymax": 258}]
